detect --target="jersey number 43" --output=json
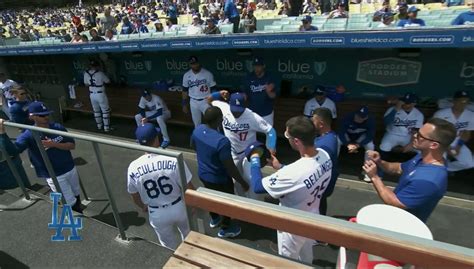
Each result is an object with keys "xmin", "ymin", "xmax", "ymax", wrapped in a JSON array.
[{"xmin": 143, "ymin": 176, "xmax": 173, "ymax": 199}]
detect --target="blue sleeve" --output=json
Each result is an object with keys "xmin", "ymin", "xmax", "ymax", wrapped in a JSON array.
[
  {"xmin": 217, "ymin": 138, "xmax": 232, "ymax": 162},
  {"xmin": 139, "ymin": 107, "xmax": 146, "ymax": 118},
  {"xmin": 13, "ymin": 132, "xmax": 30, "ymax": 153},
  {"xmin": 9, "ymin": 105, "xmax": 21, "ymax": 123},
  {"xmin": 451, "ymin": 14, "xmax": 463, "ymax": 25},
  {"xmin": 420, "ymin": 20, "xmax": 426, "ymax": 26},
  {"xmin": 384, "ymin": 109, "xmax": 397, "ymax": 126},
  {"xmin": 146, "ymin": 108, "xmax": 163, "ymax": 120},
  {"xmin": 210, "ymin": 91, "xmax": 222, "ymax": 101},
  {"xmin": 395, "ymin": 179, "xmax": 440, "ymax": 210},
  {"xmin": 0, "ymin": 133, "xmax": 20, "ymax": 156},
  {"xmin": 360, "ymin": 117, "xmax": 376, "ymax": 146},
  {"xmin": 397, "ymin": 20, "xmax": 405, "ymax": 27},
  {"xmin": 250, "ymin": 156, "xmax": 268, "ymax": 194},
  {"xmin": 337, "ymin": 115, "xmax": 351, "ymax": 145},
  {"xmin": 265, "ymin": 128, "xmax": 277, "ymax": 151}
]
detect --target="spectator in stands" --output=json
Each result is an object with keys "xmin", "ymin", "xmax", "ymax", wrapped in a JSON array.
[
  {"xmin": 373, "ymin": 1, "xmax": 393, "ymax": 21},
  {"xmin": 299, "ymin": 15, "xmax": 318, "ymax": 31},
  {"xmin": 121, "ymin": 17, "xmax": 135, "ymax": 34},
  {"xmin": 444, "ymin": 0, "xmax": 464, "ymax": 7},
  {"xmin": 378, "ymin": 12, "xmax": 396, "ymax": 27},
  {"xmin": 202, "ymin": 5, "xmax": 210, "ymax": 18},
  {"xmin": 19, "ymin": 29, "xmax": 31, "ymax": 42},
  {"xmin": 363, "ymin": 118, "xmax": 457, "ymax": 223},
  {"xmin": 242, "ymin": 9, "xmax": 257, "ymax": 33},
  {"xmin": 328, "ymin": 3, "xmax": 349, "ymax": 19},
  {"xmin": 133, "ymin": 19, "xmax": 149, "ymax": 33},
  {"xmin": 81, "ymin": 34, "xmax": 89, "ymax": 42},
  {"xmin": 154, "ymin": 22, "xmax": 164, "ymax": 32},
  {"xmin": 224, "ymin": 0, "xmax": 241, "ymax": 33},
  {"xmin": 302, "ymin": 0, "xmax": 318, "ymax": 13},
  {"xmin": 303, "ymin": 86, "xmax": 337, "ymax": 119},
  {"xmin": 90, "ymin": 29, "xmax": 105, "ymax": 42},
  {"xmin": 208, "ymin": 0, "xmax": 222, "ymax": 14},
  {"xmin": 278, "ymin": 2, "xmax": 290, "ymax": 15},
  {"xmin": 60, "ymin": 29, "xmax": 72, "ymax": 42},
  {"xmin": 451, "ymin": 0, "xmax": 474, "ymax": 25},
  {"xmin": 45, "ymin": 29, "xmax": 55, "ymax": 38},
  {"xmin": 167, "ymin": 0, "xmax": 179, "ymax": 24},
  {"xmin": 339, "ymin": 106, "xmax": 375, "ymax": 155},
  {"xmin": 71, "ymin": 32, "xmax": 83, "ymax": 43},
  {"xmin": 394, "ymin": 3, "xmax": 409, "ymax": 21},
  {"xmin": 218, "ymin": 11, "xmax": 231, "ymax": 25},
  {"xmin": 186, "ymin": 15, "xmax": 204, "ymax": 35},
  {"xmin": 165, "ymin": 19, "xmax": 179, "ymax": 32},
  {"xmin": 204, "ymin": 18, "xmax": 221, "ymax": 34},
  {"xmin": 100, "ymin": 8, "xmax": 117, "ymax": 35},
  {"xmin": 104, "ymin": 29, "xmax": 117, "ymax": 41},
  {"xmin": 31, "ymin": 29, "xmax": 41, "ymax": 41},
  {"xmin": 433, "ymin": 91, "xmax": 474, "ymax": 173},
  {"xmin": 397, "ymin": 6, "xmax": 425, "ymax": 27},
  {"xmin": 84, "ymin": 10, "xmax": 97, "ymax": 28},
  {"xmin": 72, "ymin": 14, "xmax": 84, "ymax": 33}
]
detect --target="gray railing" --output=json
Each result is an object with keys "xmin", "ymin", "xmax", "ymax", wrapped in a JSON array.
[{"xmin": 2, "ymin": 121, "xmax": 191, "ymax": 241}]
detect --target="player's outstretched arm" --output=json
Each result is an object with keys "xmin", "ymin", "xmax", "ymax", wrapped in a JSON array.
[
  {"xmin": 222, "ymin": 158, "xmax": 249, "ymax": 191},
  {"xmin": 207, "ymin": 90, "xmax": 229, "ymax": 104},
  {"xmin": 250, "ymin": 153, "xmax": 268, "ymax": 194},
  {"xmin": 265, "ymin": 128, "xmax": 277, "ymax": 154}
]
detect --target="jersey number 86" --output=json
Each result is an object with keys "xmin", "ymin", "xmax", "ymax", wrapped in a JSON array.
[{"xmin": 143, "ymin": 176, "xmax": 173, "ymax": 199}]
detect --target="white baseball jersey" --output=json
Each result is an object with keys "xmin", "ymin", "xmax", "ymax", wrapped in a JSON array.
[
  {"xmin": 182, "ymin": 68, "xmax": 216, "ymax": 99},
  {"xmin": 0, "ymin": 79, "xmax": 19, "ymax": 106},
  {"xmin": 138, "ymin": 94, "xmax": 169, "ymax": 115},
  {"xmin": 262, "ymin": 148, "xmax": 332, "ymax": 213},
  {"xmin": 127, "ymin": 154, "xmax": 192, "ymax": 206},
  {"xmin": 212, "ymin": 100, "xmax": 272, "ymax": 154},
  {"xmin": 433, "ymin": 108, "xmax": 474, "ymax": 146},
  {"xmin": 83, "ymin": 70, "xmax": 110, "ymax": 91},
  {"xmin": 303, "ymin": 97, "xmax": 337, "ymax": 119},
  {"xmin": 384, "ymin": 106, "xmax": 424, "ymax": 136}
]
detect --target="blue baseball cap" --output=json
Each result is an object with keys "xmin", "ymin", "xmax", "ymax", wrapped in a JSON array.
[
  {"xmin": 253, "ymin": 57, "xmax": 265, "ymax": 66},
  {"xmin": 244, "ymin": 141, "xmax": 270, "ymax": 162},
  {"xmin": 229, "ymin": 92, "xmax": 246, "ymax": 113},
  {"xmin": 407, "ymin": 6, "xmax": 420, "ymax": 13},
  {"xmin": 29, "ymin": 101, "xmax": 53, "ymax": 116},
  {"xmin": 301, "ymin": 15, "xmax": 312, "ymax": 23},
  {"xmin": 400, "ymin": 92, "xmax": 418, "ymax": 104},
  {"xmin": 135, "ymin": 123, "xmax": 158, "ymax": 145},
  {"xmin": 315, "ymin": 85, "xmax": 326, "ymax": 95},
  {"xmin": 356, "ymin": 106, "xmax": 369, "ymax": 118},
  {"xmin": 142, "ymin": 89, "xmax": 151, "ymax": 97},
  {"xmin": 453, "ymin": 90, "xmax": 470, "ymax": 99},
  {"xmin": 188, "ymin": 55, "xmax": 199, "ymax": 64}
]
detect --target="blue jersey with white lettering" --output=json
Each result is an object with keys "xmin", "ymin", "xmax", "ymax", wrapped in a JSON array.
[
  {"xmin": 395, "ymin": 153, "xmax": 447, "ymax": 222},
  {"xmin": 338, "ymin": 112, "xmax": 375, "ymax": 146},
  {"xmin": 14, "ymin": 123, "xmax": 75, "ymax": 178},
  {"xmin": 191, "ymin": 124, "xmax": 233, "ymax": 184},
  {"xmin": 243, "ymin": 72, "xmax": 276, "ymax": 117},
  {"xmin": 314, "ymin": 131, "xmax": 339, "ymax": 197}
]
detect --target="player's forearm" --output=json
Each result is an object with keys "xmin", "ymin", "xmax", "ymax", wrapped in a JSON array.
[
  {"xmin": 379, "ymin": 160, "xmax": 402, "ymax": 175},
  {"xmin": 265, "ymin": 128, "xmax": 277, "ymax": 151},
  {"xmin": 131, "ymin": 193, "xmax": 146, "ymax": 209},
  {"xmin": 250, "ymin": 156, "xmax": 267, "ymax": 194},
  {"xmin": 371, "ymin": 176, "xmax": 406, "ymax": 209},
  {"xmin": 52, "ymin": 142, "xmax": 75, "ymax": 151},
  {"xmin": 223, "ymin": 159, "xmax": 246, "ymax": 187}
]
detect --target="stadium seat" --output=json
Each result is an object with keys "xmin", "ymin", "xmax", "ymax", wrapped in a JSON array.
[
  {"xmin": 177, "ymin": 30, "xmax": 187, "ymax": 36},
  {"xmin": 152, "ymin": 32, "xmax": 164, "ymax": 37},
  {"xmin": 428, "ymin": 19, "xmax": 454, "ymax": 27},
  {"xmin": 426, "ymin": 2, "xmax": 443, "ymax": 9},
  {"xmin": 325, "ymin": 18, "xmax": 348, "ymax": 25},
  {"xmin": 321, "ymin": 23, "xmax": 347, "ymax": 31},
  {"xmin": 164, "ymin": 31, "xmax": 177, "ymax": 38},
  {"xmin": 421, "ymin": 14, "xmax": 441, "ymax": 20},
  {"xmin": 417, "ymin": 10, "xmax": 431, "ymax": 16},
  {"xmin": 264, "ymin": 25, "xmax": 283, "ymax": 31},
  {"xmin": 349, "ymin": 16, "xmax": 370, "ymax": 23},
  {"xmin": 19, "ymin": 41, "xmax": 37, "ymax": 46},
  {"xmin": 141, "ymin": 33, "xmax": 153, "ymax": 39},
  {"xmin": 281, "ymin": 24, "xmax": 300, "ymax": 32},
  {"xmin": 129, "ymin": 34, "xmax": 141, "ymax": 40},
  {"xmin": 273, "ymin": 20, "xmax": 291, "ymax": 25},
  {"xmin": 219, "ymin": 24, "xmax": 233, "ymax": 34},
  {"xmin": 347, "ymin": 22, "xmax": 371, "ymax": 30},
  {"xmin": 117, "ymin": 34, "xmax": 129, "ymax": 40}
]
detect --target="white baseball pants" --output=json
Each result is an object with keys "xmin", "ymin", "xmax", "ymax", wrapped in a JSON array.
[
  {"xmin": 46, "ymin": 167, "xmax": 81, "ymax": 206},
  {"xmin": 190, "ymin": 98, "xmax": 210, "ymax": 127}
]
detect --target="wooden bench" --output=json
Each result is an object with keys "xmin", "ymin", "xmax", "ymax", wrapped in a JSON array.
[
  {"xmin": 63, "ymin": 86, "xmax": 438, "ymax": 141},
  {"xmin": 163, "ymin": 231, "xmax": 311, "ymax": 268}
]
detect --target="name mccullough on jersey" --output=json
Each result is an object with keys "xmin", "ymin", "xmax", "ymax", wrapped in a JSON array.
[{"xmin": 129, "ymin": 160, "xmax": 177, "ymax": 181}]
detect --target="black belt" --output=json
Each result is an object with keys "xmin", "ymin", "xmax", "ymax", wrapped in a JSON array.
[
  {"xmin": 190, "ymin": 97, "xmax": 205, "ymax": 101},
  {"xmin": 149, "ymin": 196, "xmax": 182, "ymax": 209},
  {"xmin": 233, "ymin": 149, "xmax": 245, "ymax": 155},
  {"xmin": 90, "ymin": 91, "xmax": 103, "ymax": 94}
]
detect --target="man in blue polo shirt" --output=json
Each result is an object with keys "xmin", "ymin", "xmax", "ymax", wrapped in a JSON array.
[
  {"xmin": 397, "ymin": 6, "xmax": 426, "ymax": 27},
  {"xmin": 191, "ymin": 106, "xmax": 249, "ymax": 238},
  {"xmin": 311, "ymin": 107, "xmax": 339, "ymax": 216},
  {"xmin": 242, "ymin": 57, "xmax": 277, "ymax": 126},
  {"xmin": 0, "ymin": 101, "xmax": 83, "ymax": 212},
  {"xmin": 451, "ymin": 0, "xmax": 474, "ymax": 25},
  {"xmin": 363, "ymin": 118, "xmax": 457, "ymax": 222}
]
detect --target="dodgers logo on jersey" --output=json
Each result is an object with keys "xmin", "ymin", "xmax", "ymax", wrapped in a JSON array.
[
  {"xmin": 48, "ymin": 193, "xmax": 83, "ymax": 241},
  {"xmin": 454, "ymin": 121, "xmax": 468, "ymax": 130},
  {"xmin": 250, "ymin": 84, "xmax": 266, "ymax": 93},
  {"xmin": 393, "ymin": 117, "xmax": 418, "ymax": 127},
  {"xmin": 187, "ymin": 78, "xmax": 207, "ymax": 88},
  {"xmin": 222, "ymin": 118, "xmax": 250, "ymax": 133}
]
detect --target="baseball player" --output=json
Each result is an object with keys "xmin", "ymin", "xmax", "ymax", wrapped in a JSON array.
[
  {"xmin": 83, "ymin": 60, "xmax": 112, "ymax": 132},
  {"xmin": 338, "ymin": 106, "xmax": 376, "ymax": 153},
  {"xmin": 134, "ymin": 89, "xmax": 171, "ymax": 148},
  {"xmin": 181, "ymin": 56, "xmax": 217, "ymax": 127},
  {"xmin": 303, "ymin": 86, "xmax": 337, "ymax": 119},
  {"xmin": 127, "ymin": 123, "xmax": 193, "ymax": 250},
  {"xmin": 241, "ymin": 57, "xmax": 277, "ymax": 126},
  {"xmin": 249, "ymin": 116, "xmax": 332, "ymax": 263},
  {"xmin": 0, "ymin": 73, "xmax": 19, "ymax": 120},
  {"xmin": 433, "ymin": 90, "xmax": 474, "ymax": 172},
  {"xmin": 0, "ymin": 102, "xmax": 83, "ymax": 212},
  {"xmin": 379, "ymin": 93, "xmax": 424, "ymax": 154},
  {"xmin": 208, "ymin": 91, "xmax": 277, "ymax": 196}
]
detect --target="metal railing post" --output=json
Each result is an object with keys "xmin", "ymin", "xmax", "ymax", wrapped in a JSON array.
[
  {"xmin": 0, "ymin": 146, "xmax": 30, "ymax": 200},
  {"xmin": 91, "ymin": 141, "xmax": 127, "ymax": 241},
  {"xmin": 176, "ymin": 153, "xmax": 193, "ymax": 230},
  {"xmin": 30, "ymin": 130, "xmax": 67, "ymax": 205},
  {"xmin": 77, "ymin": 175, "xmax": 90, "ymax": 202}
]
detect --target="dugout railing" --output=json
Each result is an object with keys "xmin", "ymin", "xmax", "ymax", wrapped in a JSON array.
[
  {"xmin": 2, "ymin": 121, "xmax": 191, "ymax": 241},
  {"xmin": 2, "ymin": 121, "xmax": 474, "ymax": 267}
]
